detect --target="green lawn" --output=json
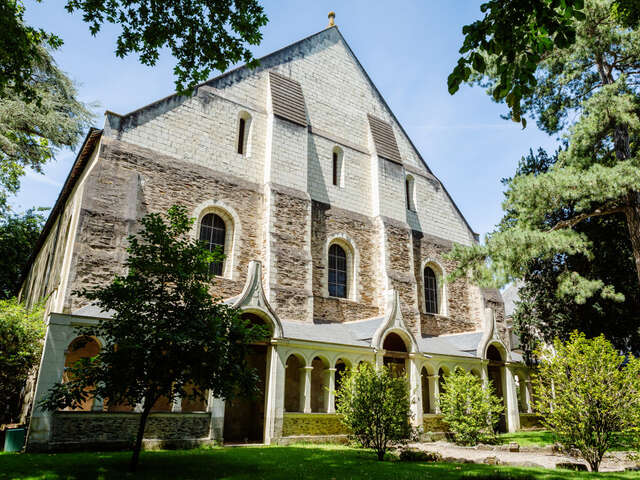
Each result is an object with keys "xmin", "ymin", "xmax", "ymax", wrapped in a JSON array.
[
  {"xmin": 1, "ymin": 444, "xmax": 639, "ymax": 480},
  {"xmin": 499, "ymin": 431, "xmax": 637, "ymax": 451}
]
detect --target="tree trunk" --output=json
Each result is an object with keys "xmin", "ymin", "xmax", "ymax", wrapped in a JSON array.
[
  {"xmin": 130, "ymin": 399, "xmax": 153, "ymax": 472},
  {"xmin": 625, "ymin": 194, "xmax": 640, "ymax": 287}
]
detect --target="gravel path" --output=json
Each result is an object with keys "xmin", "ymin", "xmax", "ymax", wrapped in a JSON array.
[{"xmin": 409, "ymin": 441, "xmax": 638, "ymax": 472}]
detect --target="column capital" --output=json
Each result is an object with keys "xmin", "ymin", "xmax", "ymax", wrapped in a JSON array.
[
  {"xmin": 326, "ymin": 367, "xmax": 337, "ymax": 372},
  {"xmin": 427, "ymin": 375, "xmax": 439, "ymax": 380}
]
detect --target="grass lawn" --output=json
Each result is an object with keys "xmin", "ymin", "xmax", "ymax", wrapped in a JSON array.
[
  {"xmin": 499, "ymin": 431, "xmax": 637, "ymax": 451},
  {"xmin": 1, "ymin": 444, "xmax": 639, "ymax": 480}
]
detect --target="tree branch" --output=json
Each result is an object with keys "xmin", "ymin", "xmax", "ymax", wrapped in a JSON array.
[{"xmin": 549, "ymin": 206, "xmax": 627, "ymax": 231}]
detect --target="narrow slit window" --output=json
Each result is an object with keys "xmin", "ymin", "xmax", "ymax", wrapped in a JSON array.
[
  {"xmin": 406, "ymin": 175, "xmax": 415, "ymax": 211},
  {"xmin": 332, "ymin": 151, "xmax": 338, "ymax": 186},
  {"xmin": 328, "ymin": 244, "xmax": 347, "ymax": 298},
  {"xmin": 237, "ymin": 117, "xmax": 246, "ymax": 154},
  {"xmin": 200, "ymin": 213, "xmax": 226, "ymax": 276}
]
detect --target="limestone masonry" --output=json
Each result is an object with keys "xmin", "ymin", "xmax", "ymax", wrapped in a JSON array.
[{"xmin": 20, "ymin": 25, "xmax": 532, "ymax": 450}]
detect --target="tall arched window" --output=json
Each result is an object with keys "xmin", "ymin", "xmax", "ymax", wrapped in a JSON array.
[
  {"xmin": 200, "ymin": 213, "xmax": 226, "ymax": 276},
  {"xmin": 328, "ymin": 244, "xmax": 347, "ymax": 298},
  {"xmin": 424, "ymin": 266, "xmax": 438, "ymax": 314}
]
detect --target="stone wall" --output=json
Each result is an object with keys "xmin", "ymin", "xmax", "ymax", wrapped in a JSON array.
[
  {"xmin": 266, "ymin": 185, "xmax": 312, "ymax": 323},
  {"xmin": 65, "ymin": 138, "xmax": 264, "ymax": 311},
  {"xmin": 281, "ymin": 413, "xmax": 348, "ymax": 437},
  {"xmin": 519, "ymin": 413, "xmax": 543, "ymax": 430},
  {"xmin": 423, "ymin": 414, "xmax": 449, "ymax": 433},
  {"xmin": 47, "ymin": 412, "xmax": 210, "ymax": 450},
  {"xmin": 310, "ymin": 201, "xmax": 380, "ymax": 322},
  {"xmin": 383, "ymin": 218, "xmax": 420, "ymax": 334},
  {"xmin": 412, "ymin": 231, "xmax": 481, "ymax": 336}
]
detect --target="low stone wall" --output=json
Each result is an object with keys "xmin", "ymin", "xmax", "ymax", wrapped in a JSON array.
[
  {"xmin": 423, "ymin": 414, "xmax": 449, "ymax": 433},
  {"xmin": 519, "ymin": 413, "xmax": 543, "ymax": 430},
  {"xmin": 43, "ymin": 412, "xmax": 211, "ymax": 451},
  {"xmin": 281, "ymin": 413, "xmax": 348, "ymax": 437}
]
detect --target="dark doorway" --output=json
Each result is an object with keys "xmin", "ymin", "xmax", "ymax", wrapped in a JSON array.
[
  {"xmin": 383, "ymin": 333, "xmax": 408, "ymax": 377},
  {"xmin": 223, "ymin": 343, "xmax": 268, "ymax": 443},
  {"xmin": 226, "ymin": 313, "xmax": 272, "ymax": 443},
  {"xmin": 487, "ymin": 345, "xmax": 506, "ymax": 432}
]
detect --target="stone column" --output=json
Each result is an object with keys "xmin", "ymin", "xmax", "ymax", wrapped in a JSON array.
[
  {"xmin": 301, "ymin": 366, "xmax": 313, "ymax": 413},
  {"xmin": 504, "ymin": 365, "xmax": 521, "ymax": 432},
  {"xmin": 207, "ymin": 392, "xmax": 225, "ymax": 444},
  {"xmin": 427, "ymin": 375, "xmax": 440, "ymax": 414},
  {"xmin": 480, "ymin": 360, "xmax": 489, "ymax": 389},
  {"xmin": 264, "ymin": 344, "xmax": 286, "ymax": 444},
  {"xmin": 326, "ymin": 368, "xmax": 337, "ymax": 413},
  {"xmin": 27, "ymin": 319, "xmax": 75, "ymax": 449},
  {"xmin": 408, "ymin": 355, "xmax": 422, "ymax": 427},
  {"xmin": 524, "ymin": 378, "xmax": 534, "ymax": 414},
  {"xmin": 171, "ymin": 396, "xmax": 182, "ymax": 413}
]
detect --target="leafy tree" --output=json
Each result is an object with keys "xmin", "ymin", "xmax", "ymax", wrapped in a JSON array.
[
  {"xmin": 448, "ymin": 0, "xmax": 640, "ymax": 306},
  {"xmin": 335, "ymin": 363, "xmax": 413, "ymax": 461},
  {"xmin": 41, "ymin": 205, "xmax": 267, "ymax": 471},
  {"xmin": 533, "ymin": 332, "xmax": 640, "ymax": 471},
  {"xmin": 0, "ymin": 297, "xmax": 44, "ymax": 425},
  {"xmin": 507, "ymin": 149, "xmax": 640, "ymax": 362},
  {"xmin": 0, "ymin": 43, "xmax": 93, "ymax": 214},
  {"xmin": 0, "ymin": 208, "xmax": 47, "ymax": 299},
  {"xmin": 3, "ymin": 0, "xmax": 268, "ymax": 96},
  {"xmin": 449, "ymin": 0, "xmax": 640, "ymax": 123},
  {"xmin": 439, "ymin": 367, "xmax": 503, "ymax": 446}
]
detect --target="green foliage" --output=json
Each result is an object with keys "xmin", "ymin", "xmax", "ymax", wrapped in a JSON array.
[
  {"xmin": 447, "ymin": 1, "xmax": 640, "ymax": 305},
  {"xmin": 40, "ymin": 205, "xmax": 267, "ymax": 471},
  {"xmin": 335, "ymin": 363, "xmax": 413, "ymax": 461},
  {"xmin": 449, "ymin": 0, "xmax": 587, "ymax": 125},
  {"xmin": 533, "ymin": 332, "xmax": 640, "ymax": 471},
  {"xmin": 0, "ymin": 208, "xmax": 47, "ymax": 299},
  {"xmin": 3, "ymin": 1, "xmax": 267, "ymax": 96},
  {"xmin": 0, "ymin": 297, "xmax": 44, "ymax": 424},
  {"xmin": 503, "ymin": 149, "xmax": 640, "ymax": 362},
  {"xmin": 0, "ymin": 444, "xmax": 622, "ymax": 480},
  {"xmin": 0, "ymin": 44, "xmax": 93, "ymax": 214},
  {"xmin": 440, "ymin": 368, "xmax": 504, "ymax": 446},
  {"xmin": 0, "ymin": 1, "xmax": 62, "ymax": 101}
]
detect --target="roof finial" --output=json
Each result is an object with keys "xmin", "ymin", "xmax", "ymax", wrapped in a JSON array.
[{"xmin": 328, "ymin": 11, "xmax": 335, "ymax": 27}]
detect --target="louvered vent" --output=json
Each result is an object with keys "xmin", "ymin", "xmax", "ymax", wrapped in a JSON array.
[
  {"xmin": 367, "ymin": 114, "xmax": 402, "ymax": 164},
  {"xmin": 269, "ymin": 71, "xmax": 307, "ymax": 127}
]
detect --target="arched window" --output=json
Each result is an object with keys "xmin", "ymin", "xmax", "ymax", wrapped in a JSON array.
[
  {"xmin": 328, "ymin": 244, "xmax": 347, "ymax": 298},
  {"xmin": 405, "ymin": 175, "xmax": 415, "ymax": 211},
  {"xmin": 199, "ymin": 213, "xmax": 226, "ymax": 276},
  {"xmin": 332, "ymin": 147, "xmax": 344, "ymax": 187},
  {"xmin": 424, "ymin": 266, "xmax": 438, "ymax": 314}
]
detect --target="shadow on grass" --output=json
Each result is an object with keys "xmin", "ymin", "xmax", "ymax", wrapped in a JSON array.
[{"xmin": 0, "ymin": 445, "xmax": 637, "ymax": 480}]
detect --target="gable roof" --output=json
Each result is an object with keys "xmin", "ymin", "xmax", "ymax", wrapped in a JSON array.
[{"xmin": 106, "ymin": 26, "xmax": 479, "ymax": 240}]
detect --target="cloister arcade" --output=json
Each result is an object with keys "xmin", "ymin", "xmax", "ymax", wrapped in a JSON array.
[{"xmin": 27, "ymin": 261, "xmax": 533, "ymax": 449}]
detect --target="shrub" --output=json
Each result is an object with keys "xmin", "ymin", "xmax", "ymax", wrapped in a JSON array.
[
  {"xmin": 534, "ymin": 331, "xmax": 640, "ymax": 472},
  {"xmin": 0, "ymin": 298, "xmax": 44, "ymax": 424},
  {"xmin": 398, "ymin": 448, "xmax": 442, "ymax": 462},
  {"xmin": 335, "ymin": 363, "xmax": 413, "ymax": 460},
  {"xmin": 440, "ymin": 367, "xmax": 503, "ymax": 445}
]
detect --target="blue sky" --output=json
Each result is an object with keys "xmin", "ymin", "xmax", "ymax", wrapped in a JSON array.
[{"xmin": 14, "ymin": 1, "xmax": 558, "ymax": 238}]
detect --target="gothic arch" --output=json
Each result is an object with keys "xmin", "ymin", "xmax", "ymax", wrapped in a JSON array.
[{"xmin": 233, "ymin": 261, "xmax": 283, "ymax": 339}]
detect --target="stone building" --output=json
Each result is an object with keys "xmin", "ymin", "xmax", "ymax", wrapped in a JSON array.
[{"xmin": 20, "ymin": 19, "xmax": 533, "ymax": 450}]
